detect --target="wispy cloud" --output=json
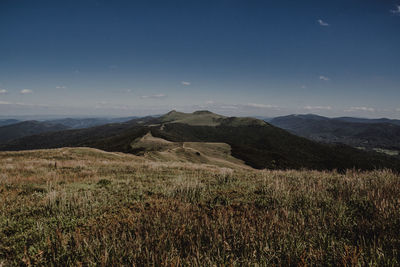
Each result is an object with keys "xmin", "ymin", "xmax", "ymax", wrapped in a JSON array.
[
  {"xmin": 0, "ymin": 89, "xmax": 8, "ymax": 94},
  {"xmin": 140, "ymin": 94, "xmax": 167, "ymax": 99},
  {"xmin": 181, "ymin": 81, "xmax": 191, "ymax": 86},
  {"xmin": 395, "ymin": 108, "xmax": 400, "ymax": 112},
  {"xmin": 20, "ymin": 89, "xmax": 33, "ymax": 94},
  {"xmin": 319, "ymin": 75, "xmax": 330, "ymax": 81},
  {"xmin": 56, "ymin": 85, "xmax": 67, "ymax": 89},
  {"xmin": 318, "ymin": 19, "xmax": 329, "ymax": 26},
  {"xmin": 245, "ymin": 103, "xmax": 278, "ymax": 109},
  {"xmin": 15, "ymin": 102, "xmax": 46, "ymax": 107},
  {"xmin": 345, "ymin": 106, "xmax": 375, "ymax": 112},
  {"xmin": 202, "ymin": 102, "xmax": 280, "ymax": 111},
  {"xmin": 0, "ymin": 101, "xmax": 47, "ymax": 107},
  {"xmin": 390, "ymin": 5, "xmax": 400, "ymax": 15},
  {"xmin": 301, "ymin": 85, "xmax": 307, "ymax": 89},
  {"xmin": 304, "ymin": 105, "xmax": 332, "ymax": 110},
  {"xmin": 220, "ymin": 105, "xmax": 239, "ymax": 109}
]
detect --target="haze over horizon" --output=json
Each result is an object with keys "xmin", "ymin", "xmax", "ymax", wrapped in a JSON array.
[{"xmin": 1, "ymin": 0, "xmax": 400, "ymax": 118}]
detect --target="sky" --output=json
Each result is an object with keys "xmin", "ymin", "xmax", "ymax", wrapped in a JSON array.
[{"xmin": 1, "ymin": 0, "xmax": 400, "ymax": 118}]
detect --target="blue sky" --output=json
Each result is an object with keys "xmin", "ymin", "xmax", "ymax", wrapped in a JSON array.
[{"xmin": 1, "ymin": 0, "xmax": 400, "ymax": 118}]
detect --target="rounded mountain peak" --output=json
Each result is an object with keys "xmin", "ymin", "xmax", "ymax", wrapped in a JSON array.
[{"xmin": 192, "ymin": 110, "xmax": 214, "ymax": 115}]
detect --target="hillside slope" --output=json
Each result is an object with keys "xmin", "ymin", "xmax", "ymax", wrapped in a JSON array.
[{"xmin": 130, "ymin": 132, "xmax": 249, "ymax": 169}]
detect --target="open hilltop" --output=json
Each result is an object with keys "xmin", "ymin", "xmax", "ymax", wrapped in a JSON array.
[{"xmin": 0, "ymin": 148, "xmax": 399, "ymax": 265}]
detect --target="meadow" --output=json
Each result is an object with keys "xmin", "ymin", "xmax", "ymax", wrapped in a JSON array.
[{"xmin": 0, "ymin": 148, "xmax": 399, "ymax": 266}]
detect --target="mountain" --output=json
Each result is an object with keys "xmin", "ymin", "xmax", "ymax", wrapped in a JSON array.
[
  {"xmin": 160, "ymin": 110, "xmax": 226, "ymax": 126},
  {"xmin": 47, "ymin": 116, "xmax": 138, "ymax": 129},
  {"xmin": 0, "ymin": 111, "xmax": 399, "ymax": 171},
  {"xmin": 161, "ymin": 110, "xmax": 268, "ymax": 127},
  {"xmin": 0, "ymin": 121, "xmax": 69, "ymax": 143},
  {"xmin": 334, "ymin": 117, "xmax": 400, "ymax": 126},
  {"xmin": 0, "ymin": 119, "xmax": 19, "ymax": 127},
  {"xmin": 0, "ymin": 117, "xmax": 138, "ymax": 144},
  {"xmin": 269, "ymin": 114, "xmax": 400, "ymax": 153}
]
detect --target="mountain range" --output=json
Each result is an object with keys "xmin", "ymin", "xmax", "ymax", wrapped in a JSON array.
[
  {"xmin": 0, "ymin": 121, "xmax": 68, "ymax": 143},
  {"xmin": 0, "ymin": 116, "xmax": 138, "ymax": 143},
  {"xmin": 269, "ymin": 114, "xmax": 400, "ymax": 155},
  {"xmin": 47, "ymin": 116, "xmax": 138, "ymax": 129},
  {"xmin": 0, "ymin": 119, "xmax": 20, "ymax": 127},
  {"xmin": 0, "ymin": 110, "xmax": 399, "ymax": 172},
  {"xmin": 333, "ymin": 117, "xmax": 400, "ymax": 126}
]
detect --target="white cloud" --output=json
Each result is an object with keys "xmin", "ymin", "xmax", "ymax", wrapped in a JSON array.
[
  {"xmin": 390, "ymin": 5, "xmax": 400, "ymax": 15},
  {"xmin": 318, "ymin": 19, "xmax": 329, "ymax": 26},
  {"xmin": 304, "ymin": 105, "xmax": 332, "ymax": 110},
  {"xmin": 345, "ymin": 106, "xmax": 375, "ymax": 112},
  {"xmin": 20, "ymin": 89, "xmax": 33, "ymax": 94},
  {"xmin": 220, "ymin": 105, "xmax": 239, "ymax": 109},
  {"xmin": 193, "ymin": 104, "xmax": 207, "ymax": 109},
  {"xmin": 56, "ymin": 85, "xmax": 67, "ymax": 89},
  {"xmin": 181, "ymin": 81, "xmax": 191, "ymax": 86},
  {"xmin": 319, "ymin": 75, "xmax": 330, "ymax": 81},
  {"xmin": 204, "ymin": 102, "xmax": 281, "ymax": 111},
  {"xmin": 245, "ymin": 103, "xmax": 277, "ymax": 109},
  {"xmin": 15, "ymin": 102, "xmax": 33, "ymax": 106},
  {"xmin": 0, "ymin": 101, "xmax": 46, "ymax": 107},
  {"xmin": 0, "ymin": 89, "xmax": 8, "ymax": 94},
  {"xmin": 140, "ymin": 94, "xmax": 167, "ymax": 99},
  {"xmin": 301, "ymin": 85, "xmax": 307, "ymax": 89},
  {"xmin": 395, "ymin": 108, "xmax": 400, "ymax": 112},
  {"xmin": 125, "ymin": 89, "xmax": 132, "ymax": 93}
]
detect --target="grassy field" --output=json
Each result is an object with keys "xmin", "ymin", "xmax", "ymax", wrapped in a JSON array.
[{"xmin": 0, "ymin": 148, "xmax": 400, "ymax": 266}]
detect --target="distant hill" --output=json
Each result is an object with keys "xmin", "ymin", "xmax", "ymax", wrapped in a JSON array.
[
  {"xmin": 161, "ymin": 110, "xmax": 268, "ymax": 127},
  {"xmin": 160, "ymin": 110, "xmax": 226, "ymax": 126},
  {"xmin": 1, "ymin": 111, "xmax": 399, "ymax": 171},
  {"xmin": 47, "ymin": 116, "xmax": 137, "ymax": 129},
  {"xmin": 0, "ymin": 117, "xmax": 139, "ymax": 144},
  {"xmin": 0, "ymin": 119, "xmax": 19, "ymax": 127},
  {"xmin": 334, "ymin": 117, "xmax": 400, "ymax": 126},
  {"xmin": 0, "ymin": 121, "xmax": 69, "ymax": 143},
  {"xmin": 269, "ymin": 114, "xmax": 400, "ymax": 154}
]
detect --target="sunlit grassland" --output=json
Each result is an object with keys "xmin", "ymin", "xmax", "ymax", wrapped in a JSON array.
[{"xmin": 0, "ymin": 148, "xmax": 399, "ymax": 266}]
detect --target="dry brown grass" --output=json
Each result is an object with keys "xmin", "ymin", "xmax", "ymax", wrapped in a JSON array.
[{"xmin": 0, "ymin": 147, "xmax": 399, "ymax": 266}]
